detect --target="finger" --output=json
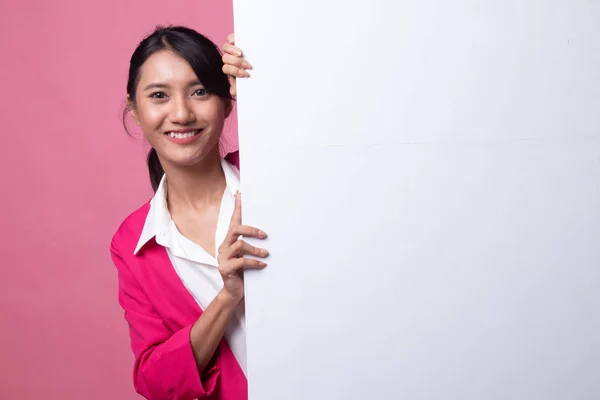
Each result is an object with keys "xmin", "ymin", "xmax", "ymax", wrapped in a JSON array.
[
  {"xmin": 221, "ymin": 257, "xmax": 268, "ymax": 275},
  {"xmin": 222, "ymin": 64, "xmax": 250, "ymax": 78},
  {"xmin": 223, "ymin": 42, "xmax": 243, "ymax": 57},
  {"xmin": 229, "ymin": 79, "xmax": 236, "ymax": 97},
  {"xmin": 219, "ymin": 225, "xmax": 269, "ymax": 252},
  {"xmin": 229, "ymin": 191, "xmax": 242, "ymax": 227},
  {"xmin": 229, "ymin": 77, "xmax": 236, "ymax": 97},
  {"xmin": 233, "ymin": 239, "xmax": 269, "ymax": 258},
  {"xmin": 222, "ymin": 53, "xmax": 252, "ymax": 70},
  {"xmin": 227, "ymin": 32, "xmax": 235, "ymax": 45},
  {"xmin": 220, "ymin": 239, "xmax": 266, "ymax": 260},
  {"xmin": 230, "ymin": 224, "xmax": 267, "ymax": 239},
  {"xmin": 222, "ymin": 53, "xmax": 244, "ymax": 69}
]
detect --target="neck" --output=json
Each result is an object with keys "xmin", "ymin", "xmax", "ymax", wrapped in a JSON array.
[{"xmin": 161, "ymin": 148, "xmax": 226, "ymax": 211}]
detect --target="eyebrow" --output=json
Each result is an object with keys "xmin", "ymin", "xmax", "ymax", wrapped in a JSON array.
[{"xmin": 143, "ymin": 80, "xmax": 203, "ymax": 91}]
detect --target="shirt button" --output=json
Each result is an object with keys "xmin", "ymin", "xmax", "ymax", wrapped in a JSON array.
[{"xmin": 157, "ymin": 232, "xmax": 169, "ymax": 245}]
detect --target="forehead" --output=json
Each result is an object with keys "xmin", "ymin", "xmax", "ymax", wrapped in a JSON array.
[{"xmin": 138, "ymin": 50, "xmax": 198, "ymax": 87}]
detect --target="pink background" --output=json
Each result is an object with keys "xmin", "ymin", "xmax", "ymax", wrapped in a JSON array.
[{"xmin": 0, "ymin": 1, "xmax": 235, "ymax": 398}]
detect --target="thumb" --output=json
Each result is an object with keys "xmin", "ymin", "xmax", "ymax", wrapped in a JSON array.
[{"xmin": 229, "ymin": 191, "xmax": 242, "ymax": 227}]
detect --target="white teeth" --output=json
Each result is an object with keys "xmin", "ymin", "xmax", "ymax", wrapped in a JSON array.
[{"xmin": 168, "ymin": 130, "xmax": 199, "ymax": 139}]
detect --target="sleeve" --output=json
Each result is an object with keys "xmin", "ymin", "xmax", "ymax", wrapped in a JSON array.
[{"xmin": 110, "ymin": 238, "xmax": 220, "ymax": 400}]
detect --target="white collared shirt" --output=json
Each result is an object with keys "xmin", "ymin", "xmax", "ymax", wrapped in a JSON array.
[{"xmin": 134, "ymin": 158, "xmax": 247, "ymax": 376}]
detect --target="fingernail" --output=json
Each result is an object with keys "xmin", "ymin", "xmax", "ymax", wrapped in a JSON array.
[
  {"xmin": 258, "ymin": 230, "xmax": 267, "ymax": 238},
  {"xmin": 259, "ymin": 262, "xmax": 268, "ymax": 267},
  {"xmin": 259, "ymin": 248, "xmax": 269, "ymax": 257},
  {"xmin": 242, "ymin": 61, "xmax": 252, "ymax": 69},
  {"xmin": 239, "ymin": 70, "xmax": 250, "ymax": 77}
]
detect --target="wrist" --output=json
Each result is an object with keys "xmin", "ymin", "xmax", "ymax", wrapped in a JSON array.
[{"xmin": 217, "ymin": 289, "xmax": 243, "ymax": 309}]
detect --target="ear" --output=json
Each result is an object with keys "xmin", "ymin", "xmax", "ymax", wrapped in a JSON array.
[{"xmin": 127, "ymin": 95, "xmax": 141, "ymax": 126}]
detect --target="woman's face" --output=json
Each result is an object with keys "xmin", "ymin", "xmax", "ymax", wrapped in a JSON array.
[{"xmin": 131, "ymin": 50, "xmax": 230, "ymax": 168}]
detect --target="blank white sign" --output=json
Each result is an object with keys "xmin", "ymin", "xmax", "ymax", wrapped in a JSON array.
[{"xmin": 232, "ymin": 1, "xmax": 600, "ymax": 399}]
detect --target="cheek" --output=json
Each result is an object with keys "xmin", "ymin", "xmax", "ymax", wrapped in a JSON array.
[
  {"xmin": 198, "ymin": 98, "xmax": 229, "ymax": 126},
  {"xmin": 137, "ymin": 103, "xmax": 166, "ymax": 135}
]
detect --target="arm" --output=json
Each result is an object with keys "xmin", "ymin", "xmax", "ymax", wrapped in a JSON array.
[
  {"xmin": 111, "ymin": 240, "xmax": 232, "ymax": 400},
  {"xmin": 111, "ymin": 194, "xmax": 267, "ymax": 399},
  {"xmin": 193, "ymin": 192, "xmax": 269, "ymax": 371},
  {"xmin": 189, "ymin": 290, "xmax": 240, "ymax": 372}
]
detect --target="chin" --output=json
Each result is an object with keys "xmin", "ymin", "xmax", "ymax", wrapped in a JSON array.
[
  {"xmin": 168, "ymin": 154, "xmax": 207, "ymax": 167},
  {"xmin": 163, "ymin": 147, "xmax": 217, "ymax": 168}
]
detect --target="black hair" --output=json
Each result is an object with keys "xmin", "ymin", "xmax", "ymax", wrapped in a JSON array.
[{"xmin": 123, "ymin": 25, "xmax": 232, "ymax": 192}]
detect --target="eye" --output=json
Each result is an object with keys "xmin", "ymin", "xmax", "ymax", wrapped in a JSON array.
[
  {"xmin": 192, "ymin": 88, "xmax": 207, "ymax": 96},
  {"xmin": 150, "ymin": 91, "xmax": 167, "ymax": 99}
]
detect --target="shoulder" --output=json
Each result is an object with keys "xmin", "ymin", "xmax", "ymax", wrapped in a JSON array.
[{"xmin": 110, "ymin": 201, "xmax": 151, "ymax": 256}]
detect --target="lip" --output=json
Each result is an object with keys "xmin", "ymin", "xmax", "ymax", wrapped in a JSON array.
[{"xmin": 164, "ymin": 129, "xmax": 203, "ymax": 144}]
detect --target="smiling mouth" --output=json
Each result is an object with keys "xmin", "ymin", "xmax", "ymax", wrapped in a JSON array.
[{"xmin": 165, "ymin": 129, "xmax": 202, "ymax": 139}]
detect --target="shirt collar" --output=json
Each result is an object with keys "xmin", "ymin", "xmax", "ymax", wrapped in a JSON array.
[
  {"xmin": 133, "ymin": 158, "xmax": 240, "ymax": 255},
  {"xmin": 221, "ymin": 156, "xmax": 241, "ymax": 196}
]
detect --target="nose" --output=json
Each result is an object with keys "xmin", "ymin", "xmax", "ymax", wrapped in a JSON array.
[{"xmin": 168, "ymin": 96, "xmax": 196, "ymax": 125}]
